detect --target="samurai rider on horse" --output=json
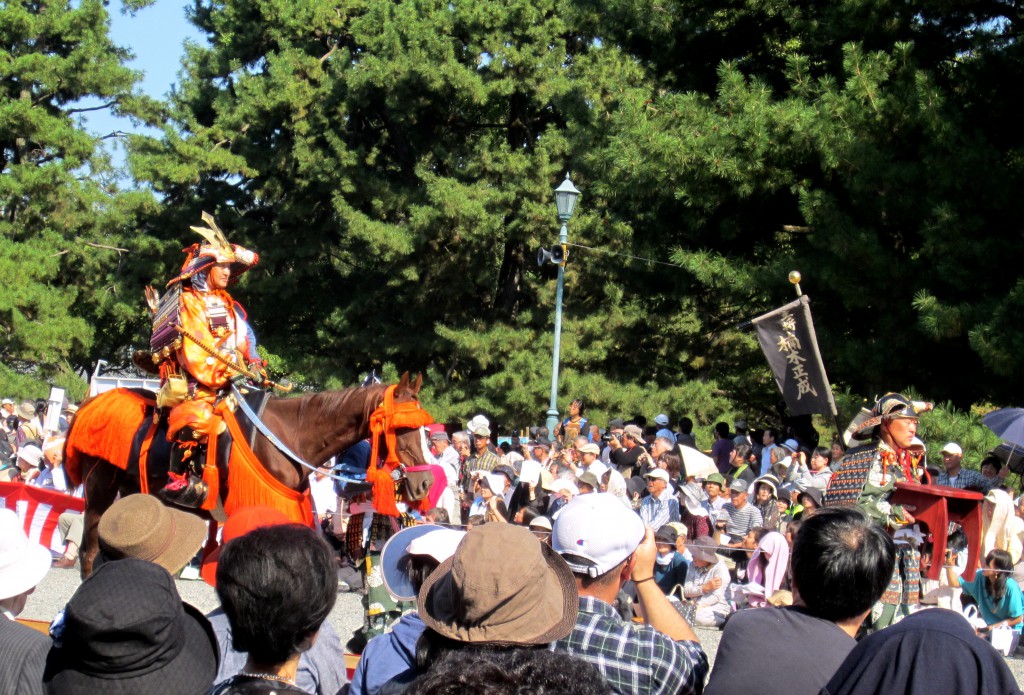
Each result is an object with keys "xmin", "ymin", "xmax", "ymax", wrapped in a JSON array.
[{"xmin": 148, "ymin": 213, "xmax": 267, "ymax": 508}]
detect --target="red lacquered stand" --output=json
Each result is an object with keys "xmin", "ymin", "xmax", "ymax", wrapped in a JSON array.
[{"xmin": 891, "ymin": 482, "xmax": 983, "ymax": 580}]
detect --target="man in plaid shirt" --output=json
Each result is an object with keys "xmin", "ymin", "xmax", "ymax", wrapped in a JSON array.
[
  {"xmin": 465, "ymin": 425, "xmax": 500, "ymax": 475},
  {"xmin": 551, "ymin": 493, "xmax": 709, "ymax": 695},
  {"xmin": 934, "ymin": 442, "xmax": 1000, "ymax": 491}
]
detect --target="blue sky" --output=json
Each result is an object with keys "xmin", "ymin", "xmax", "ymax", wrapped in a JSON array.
[{"xmin": 84, "ymin": 2, "xmax": 202, "ymax": 146}]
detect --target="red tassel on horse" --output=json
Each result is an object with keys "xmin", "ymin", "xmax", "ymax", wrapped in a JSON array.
[{"xmin": 367, "ymin": 385, "xmax": 434, "ymax": 516}]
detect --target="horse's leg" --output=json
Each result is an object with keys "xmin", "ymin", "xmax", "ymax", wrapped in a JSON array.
[{"xmin": 80, "ymin": 456, "xmax": 124, "ymax": 578}]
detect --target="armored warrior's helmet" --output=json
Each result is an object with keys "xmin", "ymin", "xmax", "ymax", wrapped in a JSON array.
[
  {"xmin": 166, "ymin": 212, "xmax": 259, "ymax": 288},
  {"xmin": 844, "ymin": 392, "xmax": 934, "ymax": 444}
]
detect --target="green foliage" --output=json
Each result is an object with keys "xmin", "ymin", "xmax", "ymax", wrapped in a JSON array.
[
  {"xmin": 0, "ymin": 0, "xmax": 162, "ymax": 397},
  {"xmin": 7, "ymin": 0, "xmax": 1024, "ymax": 442},
  {"xmin": 916, "ymin": 401, "xmax": 1003, "ymax": 471}
]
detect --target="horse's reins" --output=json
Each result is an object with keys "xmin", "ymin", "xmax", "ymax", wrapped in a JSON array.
[{"xmin": 229, "ymin": 384, "xmax": 350, "ymax": 484}]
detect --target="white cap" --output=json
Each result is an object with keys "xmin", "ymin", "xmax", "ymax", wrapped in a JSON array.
[
  {"xmin": 940, "ymin": 442, "xmax": 963, "ymax": 456},
  {"xmin": 0, "ymin": 509, "xmax": 51, "ymax": 600},
  {"xmin": 485, "ymin": 473, "xmax": 507, "ymax": 494},
  {"xmin": 17, "ymin": 445, "xmax": 43, "ymax": 468},
  {"xmin": 553, "ymin": 493, "xmax": 645, "ymax": 578},
  {"xmin": 654, "ymin": 414, "xmax": 670, "ymax": 426},
  {"xmin": 645, "ymin": 468, "xmax": 670, "ymax": 482},
  {"xmin": 1, "ymin": 398, "xmax": 13, "ymax": 406},
  {"xmin": 529, "ymin": 517, "xmax": 552, "ymax": 531},
  {"xmin": 466, "ymin": 414, "xmax": 490, "ymax": 433},
  {"xmin": 406, "ymin": 528, "xmax": 466, "ymax": 563}
]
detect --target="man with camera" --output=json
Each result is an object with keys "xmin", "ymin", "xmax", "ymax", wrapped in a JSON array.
[{"xmin": 610, "ymin": 424, "xmax": 648, "ymax": 479}]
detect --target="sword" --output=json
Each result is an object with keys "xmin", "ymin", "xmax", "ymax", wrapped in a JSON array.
[{"xmin": 174, "ymin": 325, "xmax": 293, "ymax": 392}]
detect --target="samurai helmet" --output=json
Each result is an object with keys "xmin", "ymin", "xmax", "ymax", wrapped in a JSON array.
[{"xmin": 166, "ymin": 212, "xmax": 259, "ymax": 288}]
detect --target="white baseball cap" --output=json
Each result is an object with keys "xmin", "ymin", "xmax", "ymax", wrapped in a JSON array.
[
  {"xmin": 645, "ymin": 468, "xmax": 670, "ymax": 483},
  {"xmin": 654, "ymin": 414, "xmax": 670, "ymax": 426},
  {"xmin": 940, "ymin": 442, "xmax": 963, "ymax": 456},
  {"xmin": 553, "ymin": 493, "xmax": 644, "ymax": 578}
]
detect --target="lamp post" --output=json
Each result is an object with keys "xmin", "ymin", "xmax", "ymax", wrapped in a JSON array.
[{"xmin": 546, "ymin": 174, "xmax": 580, "ymax": 435}]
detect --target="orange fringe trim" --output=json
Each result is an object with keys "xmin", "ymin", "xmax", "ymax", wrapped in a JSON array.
[
  {"xmin": 65, "ymin": 388, "xmax": 154, "ymax": 487},
  {"xmin": 217, "ymin": 403, "xmax": 313, "ymax": 526}
]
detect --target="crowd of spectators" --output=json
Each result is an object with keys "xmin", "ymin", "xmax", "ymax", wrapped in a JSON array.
[{"xmin": 4, "ymin": 394, "xmax": 1024, "ymax": 693}]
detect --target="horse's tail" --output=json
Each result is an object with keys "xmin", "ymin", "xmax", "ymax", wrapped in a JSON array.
[{"xmin": 65, "ymin": 388, "xmax": 155, "ymax": 487}]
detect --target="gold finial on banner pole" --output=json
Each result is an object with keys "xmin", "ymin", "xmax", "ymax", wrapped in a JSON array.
[{"xmin": 788, "ymin": 270, "xmax": 802, "ymax": 297}]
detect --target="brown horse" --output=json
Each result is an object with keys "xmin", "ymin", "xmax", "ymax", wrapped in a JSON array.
[{"xmin": 68, "ymin": 372, "xmax": 430, "ymax": 577}]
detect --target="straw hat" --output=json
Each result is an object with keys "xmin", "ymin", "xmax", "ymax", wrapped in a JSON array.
[
  {"xmin": 0, "ymin": 508, "xmax": 51, "ymax": 601},
  {"xmin": 16, "ymin": 401, "xmax": 35, "ymax": 421},
  {"xmin": 417, "ymin": 523, "xmax": 578, "ymax": 645},
  {"xmin": 98, "ymin": 495, "xmax": 207, "ymax": 575}
]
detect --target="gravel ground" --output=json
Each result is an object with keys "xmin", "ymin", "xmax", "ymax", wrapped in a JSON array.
[{"xmin": 22, "ymin": 565, "xmax": 1024, "ymax": 688}]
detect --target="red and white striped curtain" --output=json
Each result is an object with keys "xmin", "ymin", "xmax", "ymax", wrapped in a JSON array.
[{"xmin": 0, "ymin": 482, "xmax": 85, "ymax": 554}]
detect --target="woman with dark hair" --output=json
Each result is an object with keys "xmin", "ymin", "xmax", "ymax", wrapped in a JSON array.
[
  {"xmin": 554, "ymin": 398, "xmax": 588, "ymax": 448},
  {"xmin": 946, "ymin": 549, "xmax": 1024, "ymax": 635},
  {"xmin": 657, "ymin": 450, "xmax": 683, "ymax": 486},
  {"xmin": 513, "ymin": 505, "xmax": 540, "ymax": 526},
  {"xmin": 752, "ymin": 476, "xmax": 782, "ymax": 531},
  {"xmin": 208, "ymin": 524, "xmax": 337, "ymax": 694},
  {"xmin": 830, "ymin": 438, "xmax": 845, "ymax": 463}
]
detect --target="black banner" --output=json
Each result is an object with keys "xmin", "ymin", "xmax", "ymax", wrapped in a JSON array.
[{"xmin": 751, "ymin": 295, "xmax": 837, "ymax": 416}]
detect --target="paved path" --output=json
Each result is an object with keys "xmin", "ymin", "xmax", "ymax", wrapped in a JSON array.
[{"xmin": 23, "ymin": 565, "xmax": 1024, "ymax": 687}]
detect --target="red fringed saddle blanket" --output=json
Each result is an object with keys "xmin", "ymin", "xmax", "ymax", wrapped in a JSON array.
[
  {"xmin": 65, "ymin": 388, "xmax": 153, "ymax": 488},
  {"xmin": 65, "ymin": 388, "xmax": 312, "ymax": 526}
]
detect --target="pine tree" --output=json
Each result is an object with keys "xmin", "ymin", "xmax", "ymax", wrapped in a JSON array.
[{"xmin": 0, "ymin": 0, "xmax": 165, "ymax": 398}]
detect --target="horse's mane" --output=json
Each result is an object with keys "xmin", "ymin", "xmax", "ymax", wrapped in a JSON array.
[{"xmin": 278, "ymin": 383, "xmax": 388, "ymax": 438}]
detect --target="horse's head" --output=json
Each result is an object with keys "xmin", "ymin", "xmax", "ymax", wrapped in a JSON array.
[{"xmin": 384, "ymin": 372, "xmax": 432, "ymax": 469}]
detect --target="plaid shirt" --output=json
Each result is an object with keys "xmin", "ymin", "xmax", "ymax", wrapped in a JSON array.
[
  {"xmin": 935, "ymin": 468, "xmax": 996, "ymax": 491},
  {"xmin": 465, "ymin": 449, "xmax": 500, "ymax": 475},
  {"xmin": 552, "ymin": 596, "xmax": 709, "ymax": 695}
]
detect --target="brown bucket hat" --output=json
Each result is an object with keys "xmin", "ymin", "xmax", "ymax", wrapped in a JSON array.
[
  {"xmin": 98, "ymin": 494, "xmax": 207, "ymax": 575},
  {"xmin": 417, "ymin": 523, "xmax": 578, "ymax": 646}
]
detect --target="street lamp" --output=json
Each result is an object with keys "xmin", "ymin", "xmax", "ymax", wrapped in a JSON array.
[{"xmin": 546, "ymin": 173, "xmax": 580, "ymax": 435}]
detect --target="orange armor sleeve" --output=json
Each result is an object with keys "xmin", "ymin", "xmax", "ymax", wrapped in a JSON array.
[{"xmin": 175, "ymin": 288, "xmax": 251, "ymax": 390}]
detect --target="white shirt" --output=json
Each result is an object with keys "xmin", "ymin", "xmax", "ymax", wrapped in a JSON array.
[
  {"xmin": 310, "ymin": 474, "xmax": 337, "ymax": 516},
  {"xmin": 760, "ymin": 444, "xmax": 777, "ymax": 476}
]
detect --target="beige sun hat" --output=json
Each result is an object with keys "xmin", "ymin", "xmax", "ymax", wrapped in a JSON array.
[
  {"xmin": 98, "ymin": 495, "xmax": 208, "ymax": 575},
  {"xmin": 417, "ymin": 523, "xmax": 578, "ymax": 645}
]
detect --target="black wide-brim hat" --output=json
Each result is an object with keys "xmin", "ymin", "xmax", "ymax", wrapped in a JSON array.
[{"xmin": 43, "ymin": 558, "xmax": 219, "ymax": 694}]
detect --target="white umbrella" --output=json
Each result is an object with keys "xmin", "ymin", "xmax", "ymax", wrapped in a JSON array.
[{"xmin": 679, "ymin": 445, "xmax": 718, "ymax": 479}]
